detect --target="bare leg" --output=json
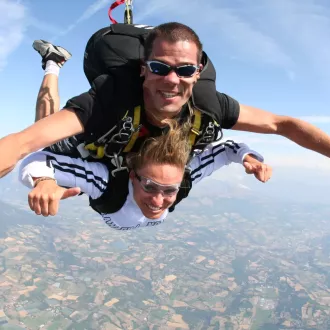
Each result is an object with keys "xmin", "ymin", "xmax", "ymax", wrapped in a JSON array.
[
  {"xmin": 32, "ymin": 40, "xmax": 72, "ymax": 122},
  {"xmin": 32, "ymin": 41, "xmax": 83, "ymax": 157},
  {"xmin": 35, "ymin": 72, "xmax": 60, "ymax": 121}
]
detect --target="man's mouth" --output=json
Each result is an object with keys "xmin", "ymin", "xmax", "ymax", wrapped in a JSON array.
[{"xmin": 160, "ymin": 91, "xmax": 180, "ymax": 99}]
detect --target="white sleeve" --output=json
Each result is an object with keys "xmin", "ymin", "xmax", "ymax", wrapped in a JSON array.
[
  {"xmin": 18, "ymin": 151, "xmax": 109, "ymax": 199},
  {"xmin": 188, "ymin": 140, "xmax": 264, "ymax": 185}
]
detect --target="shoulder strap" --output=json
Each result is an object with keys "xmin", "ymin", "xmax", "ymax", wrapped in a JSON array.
[
  {"xmin": 123, "ymin": 105, "xmax": 141, "ymax": 152},
  {"xmin": 188, "ymin": 109, "xmax": 202, "ymax": 147}
]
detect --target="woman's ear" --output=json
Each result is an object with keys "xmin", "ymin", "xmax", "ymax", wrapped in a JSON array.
[{"xmin": 129, "ymin": 170, "xmax": 135, "ymax": 181}]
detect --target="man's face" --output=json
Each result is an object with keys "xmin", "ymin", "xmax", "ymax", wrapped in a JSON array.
[{"xmin": 142, "ymin": 38, "xmax": 202, "ymax": 124}]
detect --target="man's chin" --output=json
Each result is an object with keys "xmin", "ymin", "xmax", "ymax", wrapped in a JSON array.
[
  {"xmin": 160, "ymin": 102, "xmax": 185, "ymax": 114},
  {"xmin": 146, "ymin": 110, "xmax": 178, "ymax": 127}
]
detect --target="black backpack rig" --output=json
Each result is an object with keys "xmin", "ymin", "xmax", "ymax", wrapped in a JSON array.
[
  {"xmin": 83, "ymin": 23, "xmax": 223, "ymax": 166},
  {"xmin": 82, "ymin": 2, "xmax": 223, "ymax": 214}
]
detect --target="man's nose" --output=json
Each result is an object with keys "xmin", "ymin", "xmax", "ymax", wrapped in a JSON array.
[{"xmin": 163, "ymin": 69, "xmax": 180, "ymax": 84}]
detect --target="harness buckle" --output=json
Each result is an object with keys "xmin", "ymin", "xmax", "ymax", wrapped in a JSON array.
[
  {"xmin": 109, "ymin": 132, "xmax": 131, "ymax": 144},
  {"xmin": 198, "ymin": 122, "xmax": 215, "ymax": 144},
  {"xmin": 190, "ymin": 127, "xmax": 200, "ymax": 136},
  {"xmin": 110, "ymin": 153, "xmax": 128, "ymax": 177},
  {"xmin": 108, "ymin": 117, "xmax": 134, "ymax": 144},
  {"xmin": 96, "ymin": 125, "xmax": 118, "ymax": 145},
  {"xmin": 205, "ymin": 122, "xmax": 215, "ymax": 136}
]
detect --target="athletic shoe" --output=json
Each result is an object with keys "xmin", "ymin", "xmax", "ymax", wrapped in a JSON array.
[{"xmin": 33, "ymin": 39, "xmax": 72, "ymax": 69}]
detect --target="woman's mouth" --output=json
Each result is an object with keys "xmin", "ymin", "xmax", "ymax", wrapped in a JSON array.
[{"xmin": 145, "ymin": 203, "xmax": 162, "ymax": 212}]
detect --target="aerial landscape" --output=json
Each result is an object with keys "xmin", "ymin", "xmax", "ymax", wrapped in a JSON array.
[{"xmin": 0, "ymin": 176, "xmax": 330, "ymax": 330}]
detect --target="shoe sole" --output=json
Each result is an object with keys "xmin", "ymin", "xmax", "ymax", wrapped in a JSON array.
[{"xmin": 33, "ymin": 40, "xmax": 72, "ymax": 61}]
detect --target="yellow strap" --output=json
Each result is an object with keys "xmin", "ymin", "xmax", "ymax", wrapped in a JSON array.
[
  {"xmin": 84, "ymin": 107, "xmax": 140, "ymax": 158},
  {"xmin": 188, "ymin": 109, "xmax": 202, "ymax": 147},
  {"xmin": 123, "ymin": 105, "xmax": 141, "ymax": 152},
  {"xmin": 96, "ymin": 146, "xmax": 105, "ymax": 158},
  {"xmin": 85, "ymin": 143, "xmax": 98, "ymax": 151},
  {"xmin": 85, "ymin": 106, "xmax": 201, "ymax": 157},
  {"xmin": 84, "ymin": 143, "xmax": 105, "ymax": 159}
]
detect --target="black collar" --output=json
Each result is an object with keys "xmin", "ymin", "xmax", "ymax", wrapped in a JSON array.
[{"xmin": 141, "ymin": 103, "xmax": 190, "ymax": 135}]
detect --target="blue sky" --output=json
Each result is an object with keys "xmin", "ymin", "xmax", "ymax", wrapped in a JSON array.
[{"xmin": 1, "ymin": 0, "xmax": 330, "ymax": 185}]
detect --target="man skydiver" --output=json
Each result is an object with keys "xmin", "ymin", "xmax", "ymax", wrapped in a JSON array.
[
  {"xmin": 19, "ymin": 123, "xmax": 271, "ymax": 229},
  {"xmin": 0, "ymin": 21, "xmax": 330, "ymax": 178}
]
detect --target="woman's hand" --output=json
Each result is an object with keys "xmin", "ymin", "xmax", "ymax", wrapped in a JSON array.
[{"xmin": 28, "ymin": 179, "xmax": 81, "ymax": 216}]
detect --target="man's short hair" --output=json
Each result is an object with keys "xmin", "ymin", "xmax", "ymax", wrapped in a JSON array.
[{"xmin": 144, "ymin": 22, "xmax": 203, "ymax": 63}]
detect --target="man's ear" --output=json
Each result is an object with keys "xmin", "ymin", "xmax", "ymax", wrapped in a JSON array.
[
  {"xmin": 196, "ymin": 63, "xmax": 203, "ymax": 80},
  {"xmin": 192, "ymin": 64, "xmax": 203, "ymax": 85},
  {"xmin": 140, "ymin": 65, "xmax": 146, "ymax": 77}
]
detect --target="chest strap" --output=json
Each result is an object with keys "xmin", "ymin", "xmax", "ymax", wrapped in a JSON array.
[{"xmin": 84, "ymin": 105, "xmax": 141, "ymax": 159}]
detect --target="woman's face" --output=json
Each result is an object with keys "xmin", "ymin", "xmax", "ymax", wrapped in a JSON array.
[{"xmin": 130, "ymin": 163, "xmax": 184, "ymax": 219}]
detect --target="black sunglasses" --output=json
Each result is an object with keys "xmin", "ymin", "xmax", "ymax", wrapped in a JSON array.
[{"xmin": 145, "ymin": 60, "xmax": 199, "ymax": 78}]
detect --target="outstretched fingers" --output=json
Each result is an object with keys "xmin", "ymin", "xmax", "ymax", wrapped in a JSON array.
[
  {"xmin": 243, "ymin": 161, "xmax": 272, "ymax": 183},
  {"xmin": 255, "ymin": 163, "xmax": 272, "ymax": 182}
]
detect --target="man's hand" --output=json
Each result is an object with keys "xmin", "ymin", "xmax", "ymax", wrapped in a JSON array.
[
  {"xmin": 28, "ymin": 179, "xmax": 81, "ymax": 216},
  {"xmin": 243, "ymin": 154, "xmax": 272, "ymax": 183}
]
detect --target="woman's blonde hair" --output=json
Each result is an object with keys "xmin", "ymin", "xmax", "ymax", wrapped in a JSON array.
[{"xmin": 127, "ymin": 119, "xmax": 191, "ymax": 172}]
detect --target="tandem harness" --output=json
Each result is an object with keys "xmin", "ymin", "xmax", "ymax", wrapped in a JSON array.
[{"xmin": 83, "ymin": 105, "xmax": 221, "ymax": 177}]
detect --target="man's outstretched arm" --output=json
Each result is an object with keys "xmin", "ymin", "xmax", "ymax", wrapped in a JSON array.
[
  {"xmin": 233, "ymin": 104, "xmax": 330, "ymax": 158},
  {"xmin": 0, "ymin": 109, "xmax": 84, "ymax": 178}
]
